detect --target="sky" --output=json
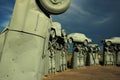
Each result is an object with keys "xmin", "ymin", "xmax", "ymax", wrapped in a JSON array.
[{"xmin": 0, "ymin": 0, "xmax": 120, "ymax": 48}]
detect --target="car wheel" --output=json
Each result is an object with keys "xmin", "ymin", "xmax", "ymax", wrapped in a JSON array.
[
  {"xmin": 106, "ymin": 41, "xmax": 111, "ymax": 46},
  {"xmin": 68, "ymin": 38, "xmax": 73, "ymax": 43},
  {"xmin": 50, "ymin": 30, "xmax": 56, "ymax": 38},
  {"xmin": 83, "ymin": 40, "xmax": 88, "ymax": 46},
  {"xmin": 36, "ymin": 0, "xmax": 71, "ymax": 14}
]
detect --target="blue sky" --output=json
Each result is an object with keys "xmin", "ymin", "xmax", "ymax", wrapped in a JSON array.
[{"xmin": 0, "ymin": 0, "xmax": 120, "ymax": 47}]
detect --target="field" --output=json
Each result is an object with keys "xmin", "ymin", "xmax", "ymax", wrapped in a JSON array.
[{"xmin": 43, "ymin": 66, "xmax": 120, "ymax": 80}]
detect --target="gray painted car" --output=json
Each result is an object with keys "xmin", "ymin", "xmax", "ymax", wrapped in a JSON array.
[
  {"xmin": 68, "ymin": 33, "xmax": 92, "ymax": 45},
  {"xmin": 86, "ymin": 44, "xmax": 100, "ymax": 66},
  {"xmin": 0, "ymin": 0, "xmax": 71, "ymax": 80},
  {"xmin": 102, "ymin": 37, "xmax": 120, "ymax": 65},
  {"xmin": 69, "ymin": 33, "xmax": 92, "ymax": 69},
  {"xmin": 102, "ymin": 37, "xmax": 120, "ymax": 46}
]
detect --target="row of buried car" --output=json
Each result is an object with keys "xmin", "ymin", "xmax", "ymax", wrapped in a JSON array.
[
  {"xmin": 42, "ymin": 22, "xmax": 120, "ymax": 77},
  {"xmin": 0, "ymin": 22, "xmax": 119, "ymax": 78},
  {"xmin": 42, "ymin": 22, "xmax": 68, "ymax": 76},
  {"xmin": 0, "ymin": 1, "xmax": 119, "ymax": 80}
]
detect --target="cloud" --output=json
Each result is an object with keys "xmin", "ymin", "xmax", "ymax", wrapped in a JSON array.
[
  {"xmin": 94, "ymin": 16, "xmax": 112, "ymax": 24},
  {"xmin": 0, "ymin": 0, "xmax": 119, "ymax": 48},
  {"xmin": 70, "ymin": 1, "xmax": 91, "ymax": 16},
  {"xmin": 52, "ymin": 0, "xmax": 93, "ymax": 25}
]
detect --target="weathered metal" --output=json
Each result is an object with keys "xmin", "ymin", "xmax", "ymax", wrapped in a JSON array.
[
  {"xmin": 102, "ymin": 37, "xmax": 120, "ymax": 66},
  {"xmin": 71, "ymin": 43, "xmax": 87, "ymax": 68},
  {"xmin": 86, "ymin": 44, "xmax": 100, "ymax": 66},
  {"xmin": 69, "ymin": 33, "xmax": 92, "ymax": 69},
  {"xmin": 102, "ymin": 38, "xmax": 117, "ymax": 65},
  {"xmin": 0, "ymin": 0, "xmax": 71, "ymax": 80},
  {"xmin": 67, "ymin": 33, "xmax": 92, "ymax": 43},
  {"xmin": 48, "ymin": 46, "xmax": 56, "ymax": 74},
  {"xmin": 36, "ymin": 0, "xmax": 71, "ymax": 14}
]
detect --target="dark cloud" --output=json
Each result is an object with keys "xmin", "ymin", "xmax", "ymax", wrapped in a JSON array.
[
  {"xmin": 0, "ymin": 0, "xmax": 120, "ymax": 46},
  {"xmin": 52, "ymin": 0, "xmax": 120, "ymax": 45}
]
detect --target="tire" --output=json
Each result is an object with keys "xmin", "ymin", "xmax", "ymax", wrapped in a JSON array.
[
  {"xmin": 68, "ymin": 38, "xmax": 73, "ymax": 43},
  {"xmin": 84, "ymin": 40, "xmax": 88, "ymax": 46},
  {"xmin": 106, "ymin": 41, "xmax": 111, "ymax": 46},
  {"xmin": 50, "ymin": 30, "xmax": 56, "ymax": 38},
  {"xmin": 36, "ymin": 0, "xmax": 71, "ymax": 14}
]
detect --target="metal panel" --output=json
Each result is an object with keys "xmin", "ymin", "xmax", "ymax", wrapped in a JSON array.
[
  {"xmin": 61, "ymin": 51, "xmax": 67, "ymax": 71},
  {"xmin": 48, "ymin": 48, "xmax": 56, "ymax": 74},
  {"xmin": 116, "ymin": 52, "xmax": 120, "ymax": 65},
  {"xmin": 54, "ymin": 50, "xmax": 61, "ymax": 71},
  {"xmin": 104, "ymin": 52, "xmax": 114, "ymax": 65},
  {"xmin": 88, "ymin": 53, "xmax": 99, "ymax": 65},
  {"xmin": 79, "ymin": 52, "xmax": 85, "ymax": 67},
  {"xmin": 0, "ymin": 0, "xmax": 51, "ymax": 80},
  {"xmin": 0, "ymin": 31, "xmax": 45, "ymax": 80},
  {"xmin": 71, "ymin": 52, "xmax": 80, "ymax": 69}
]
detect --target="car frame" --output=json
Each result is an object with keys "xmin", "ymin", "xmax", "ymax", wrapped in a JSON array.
[
  {"xmin": 102, "ymin": 37, "xmax": 120, "ymax": 46},
  {"xmin": 67, "ymin": 33, "xmax": 92, "ymax": 44}
]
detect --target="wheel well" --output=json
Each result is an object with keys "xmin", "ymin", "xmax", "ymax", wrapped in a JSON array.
[{"xmin": 85, "ymin": 39, "xmax": 88, "ymax": 42}]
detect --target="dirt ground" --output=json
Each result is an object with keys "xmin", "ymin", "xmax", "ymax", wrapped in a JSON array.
[{"xmin": 43, "ymin": 66, "xmax": 120, "ymax": 80}]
